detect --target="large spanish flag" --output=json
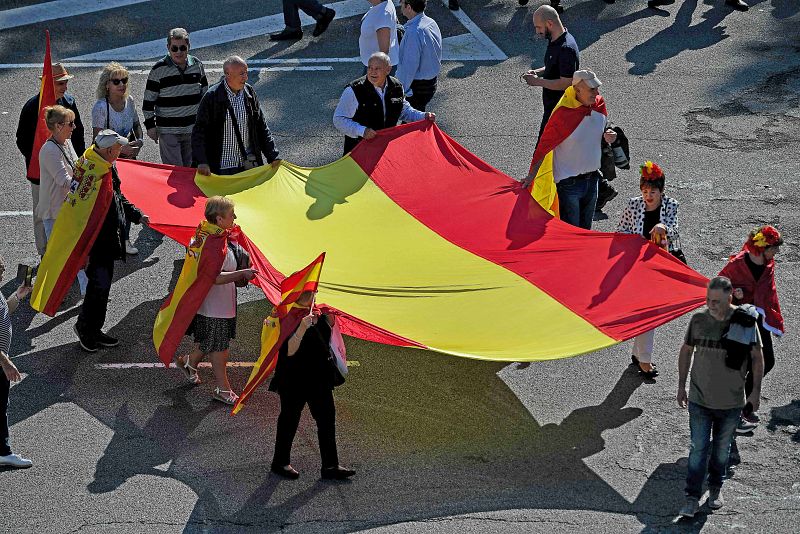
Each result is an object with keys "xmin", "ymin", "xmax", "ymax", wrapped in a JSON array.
[
  {"xmin": 527, "ymin": 86, "xmax": 607, "ymax": 216},
  {"xmin": 231, "ymin": 253, "xmax": 325, "ymax": 415},
  {"xmin": 30, "ymin": 146, "xmax": 114, "ymax": 316},
  {"xmin": 28, "ymin": 30, "xmax": 56, "ymax": 181},
  {"xmin": 118, "ymin": 122, "xmax": 707, "ymax": 364},
  {"xmin": 152, "ymin": 220, "xmax": 229, "ymax": 367}
]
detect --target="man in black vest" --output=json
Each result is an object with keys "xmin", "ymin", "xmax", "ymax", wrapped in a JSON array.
[{"xmin": 333, "ymin": 52, "xmax": 435, "ymax": 155}]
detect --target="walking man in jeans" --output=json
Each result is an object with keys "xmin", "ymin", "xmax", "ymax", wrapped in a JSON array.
[{"xmin": 676, "ymin": 276, "xmax": 764, "ymax": 517}]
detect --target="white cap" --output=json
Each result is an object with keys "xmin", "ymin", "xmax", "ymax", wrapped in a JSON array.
[
  {"xmin": 572, "ymin": 69, "xmax": 602, "ymax": 89},
  {"xmin": 95, "ymin": 129, "xmax": 129, "ymax": 149}
]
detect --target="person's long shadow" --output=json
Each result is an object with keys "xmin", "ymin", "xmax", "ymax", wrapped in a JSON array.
[
  {"xmin": 772, "ymin": 0, "xmax": 800, "ymax": 19},
  {"xmin": 633, "ymin": 459, "xmax": 711, "ymax": 532},
  {"xmin": 626, "ymin": 0, "xmax": 769, "ymax": 75},
  {"xmin": 767, "ymin": 400, "xmax": 800, "ymax": 443}
]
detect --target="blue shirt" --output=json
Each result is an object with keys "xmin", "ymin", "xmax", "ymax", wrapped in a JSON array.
[{"xmin": 396, "ymin": 13, "xmax": 442, "ymax": 94}]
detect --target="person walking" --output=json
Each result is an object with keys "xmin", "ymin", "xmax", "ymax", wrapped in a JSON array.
[
  {"xmin": 359, "ymin": 0, "xmax": 400, "ymax": 72},
  {"xmin": 92, "ymin": 62, "xmax": 144, "ymax": 255},
  {"xmin": 16, "ymin": 63, "xmax": 86, "ymax": 257},
  {"xmin": 143, "ymin": 28, "xmax": 208, "ymax": 167},
  {"xmin": 269, "ymin": 290, "xmax": 355, "ymax": 480},
  {"xmin": 0, "ymin": 255, "xmax": 33, "ymax": 468},
  {"xmin": 676, "ymin": 276, "xmax": 763, "ymax": 517},
  {"xmin": 396, "ymin": 0, "xmax": 442, "ymax": 112},
  {"xmin": 192, "ymin": 56, "xmax": 281, "ymax": 176},
  {"xmin": 269, "ymin": 0, "xmax": 336, "ymax": 41}
]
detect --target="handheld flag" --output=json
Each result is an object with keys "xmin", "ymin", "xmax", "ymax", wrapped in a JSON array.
[
  {"xmin": 28, "ymin": 30, "xmax": 56, "ymax": 181},
  {"xmin": 231, "ymin": 253, "xmax": 326, "ymax": 415}
]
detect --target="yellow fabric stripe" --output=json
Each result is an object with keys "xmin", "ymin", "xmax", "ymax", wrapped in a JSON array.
[{"xmin": 198, "ymin": 159, "xmax": 616, "ymax": 361}]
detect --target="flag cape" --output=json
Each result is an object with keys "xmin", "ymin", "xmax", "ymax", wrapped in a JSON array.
[
  {"xmin": 527, "ymin": 86, "xmax": 608, "ymax": 216},
  {"xmin": 30, "ymin": 146, "xmax": 114, "ymax": 316},
  {"xmin": 231, "ymin": 253, "xmax": 325, "ymax": 415},
  {"xmin": 28, "ymin": 30, "xmax": 56, "ymax": 181},
  {"xmin": 152, "ymin": 220, "xmax": 228, "ymax": 366},
  {"xmin": 118, "ymin": 121, "xmax": 707, "ymax": 365}
]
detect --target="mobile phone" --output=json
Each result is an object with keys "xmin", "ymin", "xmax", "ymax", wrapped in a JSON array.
[{"xmin": 17, "ymin": 264, "xmax": 33, "ymax": 287}]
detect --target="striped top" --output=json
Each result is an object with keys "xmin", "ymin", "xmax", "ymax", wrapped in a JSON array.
[
  {"xmin": 142, "ymin": 55, "xmax": 208, "ymax": 134},
  {"xmin": 1, "ymin": 295, "xmax": 12, "ymax": 355}
]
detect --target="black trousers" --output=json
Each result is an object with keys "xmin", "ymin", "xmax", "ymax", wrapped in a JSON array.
[
  {"xmin": 406, "ymin": 78, "xmax": 437, "ymax": 112},
  {"xmin": 1, "ymin": 373, "xmax": 11, "ymax": 456},
  {"xmin": 272, "ymin": 387, "xmax": 339, "ymax": 469},
  {"xmin": 77, "ymin": 256, "xmax": 115, "ymax": 340},
  {"xmin": 745, "ymin": 320, "xmax": 775, "ymax": 398}
]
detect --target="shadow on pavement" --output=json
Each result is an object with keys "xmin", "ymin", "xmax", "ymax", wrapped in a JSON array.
[{"xmin": 767, "ymin": 400, "xmax": 800, "ymax": 442}]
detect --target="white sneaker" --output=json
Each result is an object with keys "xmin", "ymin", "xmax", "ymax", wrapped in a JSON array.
[
  {"xmin": 125, "ymin": 240, "xmax": 139, "ymax": 255},
  {"xmin": 0, "ymin": 453, "xmax": 33, "ymax": 468}
]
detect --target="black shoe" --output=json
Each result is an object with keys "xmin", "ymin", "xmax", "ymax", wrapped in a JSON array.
[
  {"xmin": 271, "ymin": 464, "xmax": 300, "ymax": 479},
  {"xmin": 725, "ymin": 0, "xmax": 749, "ymax": 11},
  {"xmin": 321, "ymin": 466, "xmax": 355, "ymax": 480},
  {"xmin": 602, "ymin": 0, "xmax": 615, "ymax": 4},
  {"xmin": 269, "ymin": 28, "xmax": 303, "ymax": 41},
  {"xmin": 313, "ymin": 8, "xmax": 335, "ymax": 37},
  {"xmin": 448, "ymin": 0, "xmax": 460, "ymax": 10},
  {"xmin": 96, "ymin": 332, "xmax": 119, "ymax": 348},
  {"xmin": 73, "ymin": 324, "xmax": 98, "ymax": 353},
  {"xmin": 519, "ymin": 0, "xmax": 530, "ymax": 5},
  {"xmin": 550, "ymin": 0, "xmax": 563, "ymax": 12},
  {"xmin": 595, "ymin": 186, "xmax": 618, "ymax": 212},
  {"xmin": 647, "ymin": 0, "xmax": 675, "ymax": 7}
]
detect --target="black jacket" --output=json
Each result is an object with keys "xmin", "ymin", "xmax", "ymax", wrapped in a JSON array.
[
  {"xmin": 599, "ymin": 123, "xmax": 630, "ymax": 182},
  {"xmin": 343, "ymin": 75, "xmax": 405, "ymax": 155},
  {"xmin": 17, "ymin": 92, "xmax": 86, "ymax": 181},
  {"xmin": 269, "ymin": 317, "xmax": 335, "ymax": 394},
  {"xmin": 191, "ymin": 79, "xmax": 279, "ymax": 173},
  {"xmin": 89, "ymin": 164, "xmax": 143, "ymax": 262}
]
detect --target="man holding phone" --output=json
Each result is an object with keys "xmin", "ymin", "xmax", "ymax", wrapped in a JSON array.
[{"xmin": 0, "ymin": 255, "xmax": 33, "ymax": 468}]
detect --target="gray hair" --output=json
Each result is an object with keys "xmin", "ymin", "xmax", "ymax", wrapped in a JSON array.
[
  {"xmin": 168, "ymin": 27, "xmax": 189, "ymax": 44},
  {"xmin": 533, "ymin": 5, "xmax": 561, "ymax": 23},
  {"xmin": 368, "ymin": 52, "xmax": 391, "ymax": 68},
  {"xmin": 708, "ymin": 276, "xmax": 733, "ymax": 293},
  {"xmin": 223, "ymin": 55, "xmax": 248, "ymax": 73},
  {"xmin": 96, "ymin": 61, "xmax": 129, "ymax": 100}
]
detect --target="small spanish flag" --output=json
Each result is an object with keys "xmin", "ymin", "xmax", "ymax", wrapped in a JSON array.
[
  {"xmin": 528, "ymin": 86, "xmax": 608, "ymax": 217},
  {"xmin": 28, "ymin": 30, "xmax": 56, "ymax": 181},
  {"xmin": 30, "ymin": 147, "xmax": 114, "ymax": 316},
  {"xmin": 153, "ymin": 220, "xmax": 228, "ymax": 367},
  {"xmin": 231, "ymin": 252, "xmax": 325, "ymax": 415}
]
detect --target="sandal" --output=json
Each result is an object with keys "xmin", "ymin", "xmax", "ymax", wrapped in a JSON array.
[
  {"xmin": 176, "ymin": 355, "xmax": 201, "ymax": 385},
  {"xmin": 637, "ymin": 362, "xmax": 659, "ymax": 379},
  {"xmin": 212, "ymin": 387, "xmax": 239, "ymax": 405}
]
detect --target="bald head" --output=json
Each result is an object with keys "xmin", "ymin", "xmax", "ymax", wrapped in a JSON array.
[{"xmin": 533, "ymin": 5, "xmax": 564, "ymax": 41}]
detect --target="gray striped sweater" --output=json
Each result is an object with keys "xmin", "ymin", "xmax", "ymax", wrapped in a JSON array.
[{"xmin": 142, "ymin": 55, "xmax": 208, "ymax": 134}]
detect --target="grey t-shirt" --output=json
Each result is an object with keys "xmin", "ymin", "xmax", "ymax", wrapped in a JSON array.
[{"xmin": 685, "ymin": 308, "xmax": 761, "ymax": 410}]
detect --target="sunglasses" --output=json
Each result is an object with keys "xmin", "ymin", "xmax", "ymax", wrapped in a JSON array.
[
  {"xmin": 110, "ymin": 77, "xmax": 128, "ymax": 85},
  {"xmin": 170, "ymin": 45, "xmax": 188, "ymax": 52},
  {"xmin": 59, "ymin": 121, "xmax": 76, "ymax": 127}
]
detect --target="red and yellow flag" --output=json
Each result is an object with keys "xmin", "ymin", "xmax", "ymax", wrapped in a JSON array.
[
  {"xmin": 527, "ymin": 86, "xmax": 608, "ymax": 216},
  {"xmin": 28, "ymin": 30, "xmax": 56, "ymax": 181},
  {"xmin": 153, "ymin": 220, "xmax": 229, "ymax": 366},
  {"xmin": 231, "ymin": 253, "xmax": 325, "ymax": 415},
  {"xmin": 30, "ymin": 146, "xmax": 114, "ymax": 316}
]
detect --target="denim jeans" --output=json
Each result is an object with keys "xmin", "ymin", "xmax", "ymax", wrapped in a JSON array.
[
  {"xmin": 685, "ymin": 401, "xmax": 741, "ymax": 498},
  {"xmin": 556, "ymin": 172, "xmax": 599, "ymax": 230}
]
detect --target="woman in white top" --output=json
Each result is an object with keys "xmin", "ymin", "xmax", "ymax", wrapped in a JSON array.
[
  {"xmin": 92, "ymin": 62, "xmax": 144, "ymax": 255},
  {"xmin": 36, "ymin": 105, "xmax": 88, "ymax": 295},
  {"xmin": 359, "ymin": 0, "xmax": 400, "ymax": 69}
]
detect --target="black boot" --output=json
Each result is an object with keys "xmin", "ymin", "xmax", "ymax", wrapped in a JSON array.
[{"xmin": 269, "ymin": 28, "xmax": 303, "ymax": 41}]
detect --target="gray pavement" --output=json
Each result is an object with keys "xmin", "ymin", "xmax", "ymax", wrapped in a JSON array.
[{"xmin": 1, "ymin": 0, "xmax": 800, "ymax": 532}]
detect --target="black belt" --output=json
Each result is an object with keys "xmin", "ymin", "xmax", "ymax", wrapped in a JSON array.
[{"xmin": 569, "ymin": 171, "xmax": 598, "ymax": 180}]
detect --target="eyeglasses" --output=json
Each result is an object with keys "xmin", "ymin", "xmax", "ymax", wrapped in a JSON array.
[
  {"xmin": 59, "ymin": 121, "xmax": 76, "ymax": 128},
  {"xmin": 170, "ymin": 45, "xmax": 188, "ymax": 52}
]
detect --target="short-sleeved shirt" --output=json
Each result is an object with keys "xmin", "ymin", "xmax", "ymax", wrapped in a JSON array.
[
  {"xmin": 542, "ymin": 30, "xmax": 580, "ymax": 118},
  {"xmin": 197, "ymin": 247, "xmax": 237, "ymax": 319},
  {"xmin": 92, "ymin": 96, "xmax": 140, "ymax": 138},
  {"xmin": 685, "ymin": 309, "xmax": 761, "ymax": 410},
  {"xmin": 359, "ymin": 0, "xmax": 399, "ymax": 66}
]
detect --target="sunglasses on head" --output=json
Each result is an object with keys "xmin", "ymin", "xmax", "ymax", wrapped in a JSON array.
[
  {"xmin": 171, "ymin": 45, "xmax": 188, "ymax": 52},
  {"xmin": 110, "ymin": 77, "xmax": 128, "ymax": 85}
]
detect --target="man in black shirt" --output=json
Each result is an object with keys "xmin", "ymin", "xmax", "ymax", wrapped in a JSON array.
[{"xmin": 521, "ymin": 5, "xmax": 579, "ymax": 141}]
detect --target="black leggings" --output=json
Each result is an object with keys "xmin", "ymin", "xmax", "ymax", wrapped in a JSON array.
[
  {"xmin": 745, "ymin": 321, "xmax": 775, "ymax": 398},
  {"xmin": 272, "ymin": 388, "xmax": 339, "ymax": 469}
]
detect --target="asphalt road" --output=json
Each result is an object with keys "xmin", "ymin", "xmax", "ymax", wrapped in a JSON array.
[{"xmin": 1, "ymin": 1, "xmax": 800, "ymax": 532}]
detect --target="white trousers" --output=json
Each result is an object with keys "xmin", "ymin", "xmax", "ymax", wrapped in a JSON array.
[
  {"xmin": 30, "ymin": 182, "xmax": 47, "ymax": 256},
  {"xmin": 632, "ymin": 329, "xmax": 656, "ymax": 363}
]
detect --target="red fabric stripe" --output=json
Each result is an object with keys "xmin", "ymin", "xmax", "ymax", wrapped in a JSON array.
[
  {"xmin": 27, "ymin": 31, "xmax": 55, "ymax": 181},
  {"xmin": 351, "ymin": 122, "xmax": 707, "ymax": 341},
  {"xmin": 530, "ymin": 96, "xmax": 607, "ymax": 169}
]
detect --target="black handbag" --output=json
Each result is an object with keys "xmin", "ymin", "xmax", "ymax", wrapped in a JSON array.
[{"xmin": 314, "ymin": 324, "xmax": 345, "ymax": 387}]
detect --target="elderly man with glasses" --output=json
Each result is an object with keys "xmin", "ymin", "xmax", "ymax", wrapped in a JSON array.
[
  {"xmin": 16, "ymin": 63, "xmax": 86, "ymax": 258},
  {"xmin": 143, "ymin": 27, "xmax": 209, "ymax": 167}
]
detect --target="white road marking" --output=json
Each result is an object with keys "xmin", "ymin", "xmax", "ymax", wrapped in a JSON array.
[
  {"xmin": 0, "ymin": 210, "xmax": 33, "ymax": 217},
  {"xmin": 438, "ymin": 0, "xmax": 507, "ymax": 60},
  {"xmin": 95, "ymin": 361, "xmax": 360, "ymax": 369},
  {"xmin": 0, "ymin": 0, "xmax": 150, "ymax": 31}
]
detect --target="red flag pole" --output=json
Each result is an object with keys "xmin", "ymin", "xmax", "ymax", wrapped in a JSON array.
[{"xmin": 27, "ymin": 30, "xmax": 56, "ymax": 180}]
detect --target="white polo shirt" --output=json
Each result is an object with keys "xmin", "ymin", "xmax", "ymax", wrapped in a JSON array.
[
  {"xmin": 359, "ymin": 0, "xmax": 399, "ymax": 66},
  {"xmin": 552, "ymin": 110, "xmax": 607, "ymax": 183}
]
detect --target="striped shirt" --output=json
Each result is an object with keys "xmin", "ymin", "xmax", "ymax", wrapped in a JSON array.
[
  {"xmin": 1, "ymin": 296, "xmax": 12, "ymax": 356},
  {"xmin": 220, "ymin": 81, "xmax": 250, "ymax": 170},
  {"xmin": 142, "ymin": 55, "xmax": 208, "ymax": 134}
]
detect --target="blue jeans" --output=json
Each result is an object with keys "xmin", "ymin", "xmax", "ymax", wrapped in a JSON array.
[
  {"xmin": 685, "ymin": 402, "xmax": 741, "ymax": 498},
  {"xmin": 556, "ymin": 172, "xmax": 599, "ymax": 230}
]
